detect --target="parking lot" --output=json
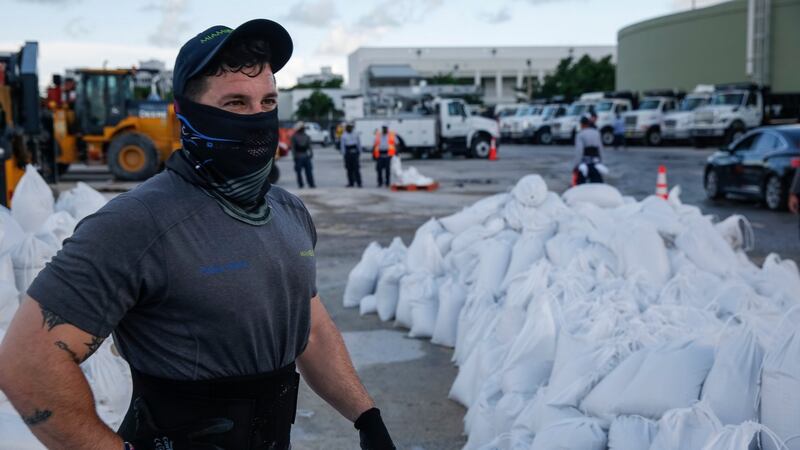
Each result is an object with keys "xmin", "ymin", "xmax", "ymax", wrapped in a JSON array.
[{"xmin": 257, "ymin": 142, "xmax": 799, "ymax": 449}]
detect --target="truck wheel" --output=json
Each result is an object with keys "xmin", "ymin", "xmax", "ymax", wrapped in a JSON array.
[
  {"xmin": 764, "ymin": 175, "xmax": 786, "ymax": 211},
  {"xmin": 601, "ymin": 128, "xmax": 615, "ymax": 146},
  {"xmin": 646, "ymin": 128, "xmax": 662, "ymax": 147},
  {"xmin": 704, "ymin": 169, "xmax": 723, "ymax": 200},
  {"xmin": 538, "ymin": 128, "xmax": 553, "ymax": 145},
  {"xmin": 471, "ymin": 135, "xmax": 492, "ymax": 158},
  {"xmin": 107, "ymin": 132, "xmax": 159, "ymax": 181},
  {"xmin": 725, "ymin": 122, "xmax": 746, "ymax": 145}
]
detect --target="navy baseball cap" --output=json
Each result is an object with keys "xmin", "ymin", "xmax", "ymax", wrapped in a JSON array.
[{"xmin": 172, "ymin": 19, "xmax": 293, "ymax": 97}]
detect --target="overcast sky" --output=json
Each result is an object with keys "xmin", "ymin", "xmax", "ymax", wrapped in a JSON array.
[{"xmin": 1, "ymin": 0, "xmax": 727, "ymax": 89}]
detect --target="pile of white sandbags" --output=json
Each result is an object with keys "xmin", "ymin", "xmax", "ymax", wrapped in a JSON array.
[
  {"xmin": 390, "ymin": 156, "xmax": 435, "ymax": 186},
  {"xmin": 344, "ymin": 174, "xmax": 800, "ymax": 450},
  {"xmin": 0, "ymin": 166, "xmax": 131, "ymax": 445}
]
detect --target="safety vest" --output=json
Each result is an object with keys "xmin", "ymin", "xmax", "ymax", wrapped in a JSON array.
[{"xmin": 373, "ymin": 131, "xmax": 397, "ymax": 158}]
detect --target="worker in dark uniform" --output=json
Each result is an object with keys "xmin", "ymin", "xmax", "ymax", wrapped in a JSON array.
[
  {"xmin": 373, "ymin": 124, "xmax": 396, "ymax": 188},
  {"xmin": 290, "ymin": 121, "xmax": 315, "ymax": 188},
  {"xmin": 0, "ymin": 19, "xmax": 395, "ymax": 450},
  {"xmin": 340, "ymin": 122, "xmax": 362, "ymax": 188},
  {"xmin": 573, "ymin": 115, "xmax": 606, "ymax": 185}
]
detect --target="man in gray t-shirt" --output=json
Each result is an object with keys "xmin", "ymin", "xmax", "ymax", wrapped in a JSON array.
[{"xmin": 0, "ymin": 19, "xmax": 394, "ymax": 450}]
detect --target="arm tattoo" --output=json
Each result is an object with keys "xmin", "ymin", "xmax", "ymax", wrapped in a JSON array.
[
  {"xmin": 22, "ymin": 409, "xmax": 53, "ymax": 426},
  {"xmin": 54, "ymin": 341, "xmax": 80, "ymax": 364},
  {"xmin": 41, "ymin": 308, "xmax": 68, "ymax": 331}
]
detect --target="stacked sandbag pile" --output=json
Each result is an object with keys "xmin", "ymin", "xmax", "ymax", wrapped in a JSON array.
[
  {"xmin": 390, "ymin": 156, "xmax": 435, "ymax": 186},
  {"xmin": 0, "ymin": 167, "xmax": 131, "ymax": 446},
  {"xmin": 344, "ymin": 174, "xmax": 800, "ymax": 450}
]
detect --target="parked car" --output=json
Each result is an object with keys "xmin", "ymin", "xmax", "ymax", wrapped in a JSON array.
[
  {"xmin": 704, "ymin": 125, "xmax": 800, "ymax": 210},
  {"xmin": 302, "ymin": 121, "xmax": 332, "ymax": 146}
]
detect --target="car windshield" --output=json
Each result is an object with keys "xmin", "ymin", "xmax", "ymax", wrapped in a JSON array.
[
  {"xmin": 515, "ymin": 107, "xmax": 532, "ymax": 117},
  {"xmin": 679, "ymin": 97, "xmax": 708, "ymax": 111},
  {"xmin": 638, "ymin": 99, "xmax": 661, "ymax": 110},
  {"xmin": 498, "ymin": 108, "xmax": 518, "ymax": 117},
  {"xmin": 541, "ymin": 106, "xmax": 557, "ymax": 118},
  {"xmin": 567, "ymin": 103, "xmax": 588, "ymax": 116},
  {"xmin": 712, "ymin": 93, "xmax": 744, "ymax": 106},
  {"xmin": 595, "ymin": 101, "xmax": 615, "ymax": 112}
]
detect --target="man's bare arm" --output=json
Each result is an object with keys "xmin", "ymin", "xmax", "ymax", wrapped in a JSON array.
[
  {"xmin": 296, "ymin": 296, "xmax": 374, "ymax": 422},
  {"xmin": 0, "ymin": 296, "xmax": 124, "ymax": 449}
]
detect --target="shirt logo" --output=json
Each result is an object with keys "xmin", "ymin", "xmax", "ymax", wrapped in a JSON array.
[
  {"xmin": 200, "ymin": 260, "xmax": 249, "ymax": 275},
  {"xmin": 300, "ymin": 249, "xmax": 315, "ymax": 257}
]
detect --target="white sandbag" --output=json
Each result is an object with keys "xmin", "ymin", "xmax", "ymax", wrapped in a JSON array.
[
  {"xmin": 702, "ymin": 421, "xmax": 788, "ymax": 450},
  {"xmin": 714, "ymin": 214, "xmax": 754, "ymax": 252},
  {"xmin": 82, "ymin": 339, "xmax": 132, "ymax": 430},
  {"xmin": 409, "ymin": 277, "xmax": 440, "ymax": 338},
  {"xmin": 11, "ymin": 165, "xmax": 54, "ymax": 233},
  {"xmin": 472, "ymin": 238, "xmax": 513, "ymax": 297},
  {"xmin": 562, "ymin": 183, "xmax": 624, "ymax": 209},
  {"xmin": 511, "ymin": 174, "xmax": 548, "ymax": 207},
  {"xmin": 0, "ymin": 207, "xmax": 25, "ymax": 255},
  {"xmin": 500, "ymin": 226, "xmax": 554, "ymax": 289},
  {"xmin": 464, "ymin": 374, "xmax": 504, "ymax": 450},
  {"xmin": 493, "ymin": 390, "xmax": 531, "ymax": 438},
  {"xmin": 545, "ymin": 232, "xmax": 588, "ymax": 268},
  {"xmin": 510, "ymin": 385, "xmax": 584, "ymax": 442},
  {"xmin": 11, "ymin": 234, "xmax": 57, "ymax": 296},
  {"xmin": 612, "ymin": 339, "xmax": 714, "ymax": 419},
  {"xmin": 450, "ymin": 343, "xmax": 483, "ymax": 407},
  {"xmin": 35, "ymin": 211, "xmax": 78, "ymax": 251},
  {"xmin": 359, "ymin": 295, "xmax": 377, "ymax": 316},
  {"xmin": 649, "ymin": 401, "xmax": 722, "ymax": 450},
  {"xmin": 395, "ymin": 272, "xmax": 436, "ymax": 330},
  {"xmin": 343, "ymin": 242, "xmax": 383, "ymax": 308},
  {"xmin": 761, "ymin": 307, "xmax": 800, "ymax": 450},
  {"xmin": 530, "ymin": 417, "xmax": 607, "ymax": 450},
  {"xmin": 755, "ymin": 254, "xmax": 800, "ymax": 309},
  {"xmin": 431, "ymin": 277, "xmax": 468, "ymax": 347},
  {"xmin": 380, "ymin": 237, "xmax": 407, "ymax": 268},
  {"xmin": 54, "ymin": 182, "xmax": 107, "ymax": 222},
  {"xmin": 674, "ymin": 215, "xmax": 738, "ymax": 277},
  {"xmin": 405, "ymin": 221, "xmax": 445, "ymax": 275},
  {"xmin": 608, "ymin": 415, "xmax": 658, "ymax": 450},
  {"xmin": 375, "ymin": 264, "xmax": 406, "ymax": 322},
  {"xmin": 610, "ymin": 220, "xmax": 671, "ymax": 288},
  {"xmin": 500, "ymin": 297, "xmax": 557, "ymax": 394},
  {"xmin": 0, "ymin": 280, "xmax": 20, "ymax": 329},
  {"xmin": 700, "ymin": 324, "xmax": 763, "ymax": 425},
  {"xmin": 580, "ymin": 348, "xmax": 649, "ymax": 423},
  {"xmin": 0, "ymin": 410, "xmax": 47, "ymax": 449},
  {"xmin": 439, "ymin": 193, "xmax": 510, "ymax": 235}
]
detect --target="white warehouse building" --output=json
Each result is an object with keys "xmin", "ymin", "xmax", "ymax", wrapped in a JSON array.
[{"xmin": 347, "ymin": 46, "xmax": 616, "ymax": 105}]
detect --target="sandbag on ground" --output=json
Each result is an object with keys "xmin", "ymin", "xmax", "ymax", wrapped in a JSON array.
[
  {"xmin": 343, "ymin": 242, "xmax": 382, "ymax": 308},
  {"xmin": 11, "ymin": 165, "xmax": 54, "ymax": 233},
  {"xmin": 649, "ymin": 402, "xmax": 722, "ymax": 450},
  {"xmin": 530, "ymin": 417, "xmax": 607, "ymax": 450},
  {"xmin": 760, "ymin": 307, "xmax": 800, "ymax": 450},
  {"xmin": 608, "ymin": 415, "xmax": 658, "ymax": 450}
]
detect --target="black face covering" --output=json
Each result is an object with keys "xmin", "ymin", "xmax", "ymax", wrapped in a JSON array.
[{"xmin": 167, "ymin": 96, "xmax": 279, "ymax": 225}]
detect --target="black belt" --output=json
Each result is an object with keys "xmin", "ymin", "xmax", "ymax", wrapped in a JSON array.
[
  {"xmin": 583, "ymin": 146, "xmax": 600, "ymax": 158},
  {"xmin": 118, "ymin": 363, "xmax": 300, "ymax": 450},
  {"xmin": 345, "ymin": 144, "xmax": 359, "ymax": 154}
]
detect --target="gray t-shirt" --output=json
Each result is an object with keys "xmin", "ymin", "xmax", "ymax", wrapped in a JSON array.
[{"xmin": 28, "ymin": 170, "xmax": 317, "ymax": 380}]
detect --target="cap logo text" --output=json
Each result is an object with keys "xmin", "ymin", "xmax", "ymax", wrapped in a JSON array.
[{"xmin": 200, "ymin": 28, "xmax": 232, "ymax": 44}]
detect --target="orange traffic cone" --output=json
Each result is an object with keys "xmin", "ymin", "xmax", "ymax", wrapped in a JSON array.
[
  {"xmin": 656, "ymin": 165, "xmax": 668, "ymax": 199},
  {"xmin": 489, "ymin": 138, "xmax": 498, "ymax": 161}
]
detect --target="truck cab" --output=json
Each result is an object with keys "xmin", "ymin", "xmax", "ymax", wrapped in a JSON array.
[
  {"xmin": 663, "ymin": 92, "xmax": 711, "ymax": 142},
  {"xmin": 502, "ymin": 104, "xmax": 544, "ymax": 143},
  {"xmin": 551, "ymin": 101, "xmax": 594, "ymax": 143},
  {"xmin": 593, "ymin": 98, "xmax": 632, "ymax": 146},
  {"xmin": 623, "ymin": 95, "xmax": 678, "ymax": 146},
  {"xmin": 535, "ymin": 103, "xmax": 568, "ymax": 145},
  {"xmin": 691, "ymin": 85, "xmax": 763, "ymax": 145}
]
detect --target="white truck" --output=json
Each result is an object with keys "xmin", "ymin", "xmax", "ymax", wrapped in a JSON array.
[
  {"xmin": 551, "ymin": 100, "xmax": 596, "ymax": 143},
  {"xmin": 353, "ymin": 98, "xmax": 500, "ymax": 158},
  {"xmin": 662, "ymin": 89, "xmax": 712, "ymax": 142},
  {"xmin": 623, "ymin": 93, "xmax": 679, "ymax": 146},
  {"xmin": 593, "ymin": 97, "xmax": 633, "ymax": 146},
  {"xmin": 500, "ymin": 104, "xmax": 545, "ymax": 143},
  {"xmin": 534, "ymin": 103, "xmax": 569, "ymax": 145}
]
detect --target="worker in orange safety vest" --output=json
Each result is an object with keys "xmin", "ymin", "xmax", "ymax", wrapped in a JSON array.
[{"xmin": 373, "ymin": 124, "xmax": 396, "ymax": 187}]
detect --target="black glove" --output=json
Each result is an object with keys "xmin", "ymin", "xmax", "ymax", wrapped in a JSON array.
[
  {"xmin": 127, "ymin": 397, "xmax": 234, "ymax": 450},
  {"xmin": 354, "ymin": 408, "xmax": 395, "ymax": 450}
]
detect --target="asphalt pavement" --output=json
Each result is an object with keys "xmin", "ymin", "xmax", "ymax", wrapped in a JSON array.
[{"xmin": 58, "ymin": 142, "xmax": 800, "ymax": 449}]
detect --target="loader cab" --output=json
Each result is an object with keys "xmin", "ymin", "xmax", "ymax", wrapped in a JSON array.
[{"xmin": 74, "ymin": 69, "xmax": 134, "ymax": 135}]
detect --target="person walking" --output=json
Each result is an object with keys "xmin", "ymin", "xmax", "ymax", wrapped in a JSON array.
[
  {"xmin": 573, "ymin": 115, "xmax": 606, "ymax": 185},
  {"xmin": 0, "ymin": 19, "xmax": 395, "ymax": 450},
  {"xmin": 340, "ymin": 123, "xmax": 363, "ymax": 188},
  {"xmin": 790, "ymin": 168, "xmax": 800, "ymax": 214},
  {"xmin": 291, "ymin": 121, "xmax": 315, "ymax": 188},
  {"xmin": 373, "ymin": 124, "xmax": 396, "ymax": 187},
  {"xmin": 613, "ymin": 112, "xmax": 626, "ymax": 150}
]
